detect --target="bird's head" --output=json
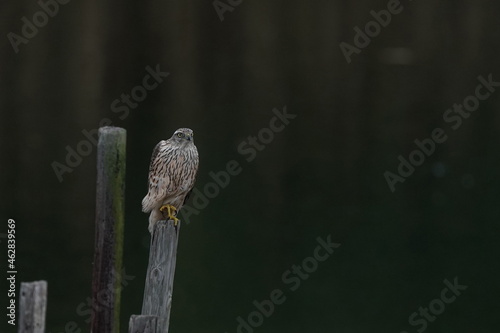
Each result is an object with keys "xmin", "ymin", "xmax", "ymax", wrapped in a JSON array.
[{"xmin": 171, "ymin": 128, "xmax": 195, "ymax": 146}]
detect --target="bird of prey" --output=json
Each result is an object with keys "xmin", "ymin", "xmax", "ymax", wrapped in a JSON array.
[{"xmin": 142, "ymin": 128, "xmax": 199, "ymax": 233}]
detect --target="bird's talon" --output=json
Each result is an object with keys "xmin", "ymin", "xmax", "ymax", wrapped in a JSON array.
[{"xmin": 159, "ymin": 204, "xmax": 179, "ymax": 225}]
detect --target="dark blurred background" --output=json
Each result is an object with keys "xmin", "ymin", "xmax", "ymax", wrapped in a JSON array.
[{"xmin": 1, "ymin": 0, "xmax": 499, "ymax": 332}]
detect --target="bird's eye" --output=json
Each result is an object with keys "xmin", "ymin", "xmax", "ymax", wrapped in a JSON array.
[{"xmin": 176, "ymin": 133, "xmax": 184, "ymax": 138}]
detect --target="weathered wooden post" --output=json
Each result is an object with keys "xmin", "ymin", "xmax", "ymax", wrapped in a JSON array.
[
  {"xmin": 128, "ymin": 315, "xmax": 157, "ymax": 333},
  {"xmin": 18, "ymin": 281, "xmax": 47, "ymax": 333},
  {"xmin": 91, "ymin": 126, "xmax": 126, "ymax": 333},
  {"xmin": 141, "ymin": 220, "xmax": 181, "ymax": 333}
]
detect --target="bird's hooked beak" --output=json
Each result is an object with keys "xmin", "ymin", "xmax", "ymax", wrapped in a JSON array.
[{"xmin": 186, "ymin": 134, "xmax": 193, "ymax": 141}]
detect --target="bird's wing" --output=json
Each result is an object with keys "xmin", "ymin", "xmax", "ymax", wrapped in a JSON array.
[
  {"xmin": 142, "ymin": 140, "xmax": 172, "ymax": 212},
  {"xmin": 182, "ymin": 150, "xmax": 200, "ymax": 206}
]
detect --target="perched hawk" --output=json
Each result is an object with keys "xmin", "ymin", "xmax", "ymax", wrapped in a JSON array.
[{"xmin": 142, "ymin": 128, "xmax": 199, "ymax": 233}]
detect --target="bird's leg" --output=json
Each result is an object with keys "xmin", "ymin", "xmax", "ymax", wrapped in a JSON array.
[{"xmin": 160, "ymin": 204, "xmax": 180, "ymax": 226}]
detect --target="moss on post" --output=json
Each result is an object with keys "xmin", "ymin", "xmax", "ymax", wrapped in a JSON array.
[{"xmin": 92, "ymin": 126, "xmax": 126, "ymax": 333}]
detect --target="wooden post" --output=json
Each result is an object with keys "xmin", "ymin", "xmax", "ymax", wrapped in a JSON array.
[
  {"xmin": 128, "ymin": 315, "xmax": 157, "ymax": 333},
  {"xmin": 91, "ymin": 126, "xmax": 126, "ymax": 333},
  {"xmin": 18, "ymin": 281, "xmax": 47, "ymax": 333},
  {"xmin": 141, "ymin": 220, "xmax": 180, "ymax": 333}
]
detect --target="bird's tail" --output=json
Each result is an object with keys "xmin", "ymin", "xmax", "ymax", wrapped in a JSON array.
[
  {"xmin": 148, "ymin": 210, "xmax": 162, "ymax": 233},
  {"xmin": 141, "ymin": 195, "xmax": 154, "ymax": 213}
]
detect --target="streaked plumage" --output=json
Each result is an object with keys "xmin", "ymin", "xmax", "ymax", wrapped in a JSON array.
[{"xmin": 142, "ymin": 128, "xmax": 199, "ymax": 233}]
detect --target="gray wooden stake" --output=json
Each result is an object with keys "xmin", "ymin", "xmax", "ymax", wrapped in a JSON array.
[
  {"xmin": 128, "ymin": 315, "xmax": 157, "ymax": 333},
  {"xmin": 91, "ymin": 126, "xmax": 126, "ymax": 333},
  {"xmin": 141, "ymin": 220, "xmax": 180, "ymax": 333},
  {"xmin": 18, "ymin": 281, "xmax": 47, "ymax": 333}
]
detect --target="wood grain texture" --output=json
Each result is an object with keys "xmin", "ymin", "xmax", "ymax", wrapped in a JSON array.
[
  {"xmin": 91, "ymin": 126, "xmax": 126, "ymax": 333},
  {"xmin": 18, "ymin": 281, "xmax": 47, "ymax": 333},
  {"xmin": 128, "ymin": 315, "xmax": 157, "ymax": 333},
  {"xmin": 141, "ymin": 220, "xmax": 180, "ymax": 333}
]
